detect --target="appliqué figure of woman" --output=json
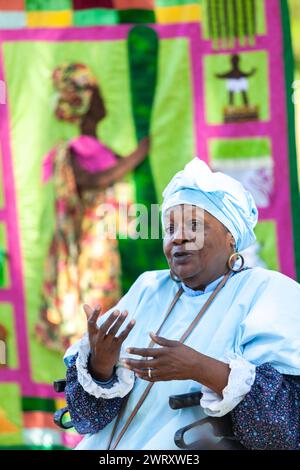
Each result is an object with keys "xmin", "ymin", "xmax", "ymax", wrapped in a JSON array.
[{"xmin": 35, "ymin": 63, "xmax": 149, "ymax": 351}]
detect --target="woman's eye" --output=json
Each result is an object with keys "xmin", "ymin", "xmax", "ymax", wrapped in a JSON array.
[
  {"xmin": 165, "ymin": 225, "xmax": 174, "ymax": 235},
  {"xmin": 188, "ymin": 220, "xmax": 203, "ymax": 232},
  {"xmin": 188, "ymin": 220, "xmax": 198, "ymax": 231}
]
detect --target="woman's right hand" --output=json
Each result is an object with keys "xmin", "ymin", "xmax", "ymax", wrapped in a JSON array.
[
  {"xmin": 83, "ymin": 305, "xmax": 135, "ymax": 381},
  {"xmin": 130, "ymin": 136, "xmax": 150, "ymax": 165}
]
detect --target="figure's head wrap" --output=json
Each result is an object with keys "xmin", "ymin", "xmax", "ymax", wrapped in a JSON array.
[
  {"xmin": 52, "ymin": 63, "xmax": 97, "ymax": 122},
  {"xmin": 162, "ymin": 158, "xmax": 258, "ymax": 251}
]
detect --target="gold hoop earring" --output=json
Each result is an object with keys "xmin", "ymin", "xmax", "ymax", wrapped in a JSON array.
[
  {"xmin": 227, "ymin": 252, "xmax": 245, "ymax": 272},
  {"xmin": 170, "ymin": 270, "xmax": 181, "ymax": 282}
]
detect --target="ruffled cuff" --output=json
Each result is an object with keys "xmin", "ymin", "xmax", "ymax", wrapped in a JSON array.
[
  {"xmin": 200, "ymin": 355, "xmax": 256, "ymax": 417},
  {"xmin": 92, "ymin": 367, "xmax": 118, "ymax": 388},
  {"xmin": 75, "ymin": 335, "xmax": 135, "ymax": 399}
]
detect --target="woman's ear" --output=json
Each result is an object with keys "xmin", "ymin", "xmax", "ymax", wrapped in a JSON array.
[
  {"xmin": 227, "ymin": 232, "xmax": 236, "ymax": 250},
  {"xmin": 231, "ymin": 237, "xmax": 236, "ymax": 249}
]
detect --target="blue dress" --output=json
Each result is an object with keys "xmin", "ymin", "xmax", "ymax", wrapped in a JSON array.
[
  {"xmin": 65, "ymin": 358, "xmax": 300, "ymax": 449},
  {"xmin": 64, "ymin": 267, "xmax": 300, "ymax": 449}
]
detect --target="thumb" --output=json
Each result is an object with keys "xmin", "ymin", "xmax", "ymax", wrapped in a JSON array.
[{"xmin": 83, "ymin": 304, "xmax": 101, "ymax": 324}]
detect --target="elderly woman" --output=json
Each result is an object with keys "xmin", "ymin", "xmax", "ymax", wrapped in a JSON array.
[{"xmin": 64, "ymin": 158, "xmax": 300, "ymax": 450}]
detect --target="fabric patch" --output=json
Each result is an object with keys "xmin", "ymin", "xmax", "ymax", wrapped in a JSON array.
[
  {"xmin": 0, "ymin": 0, "xmax": 24, "ymax": 11},
  {"xmin": 23, "ymin": 428, "xmax": 61, "ymax": 447},
  {"xmin": 25, "ymin": 0, "xmax": 71, "ymax": 11},
  {"xmin": 26, "ymin": 10, "xmax": 72, "ymax": 27},
  {"xmin": 202, "ymin": 0, "xmax": 266, "ymax": 48},
  {"xmin": 73, "ymin": 8, "xmax": 118, "ymax": 25},
  {"xmin": 0, "ymin": 12, "xmax": 26, "ymax": 28},
  {"xmin": 114, "ymin": 0, "xmax": 154, "ymax": 9},
  {"xmin": 72, "ymin": 0, "xmax": 114, "ymax": 9},
  {"xmin": 118, "ymin": 9, "xmax": 155, "ymax": 23},
  {"xmin": 204, "ymin": 50, "xmax": 269, "ymax": 124},
  {"xmin": 22, "ymin": 397, "xmax": 56, "ymax": 413},
  {"xmin": 155, "ymin": 4, "xmax": 201, "ymax": 23},
  {"xmin": 23, "ymin": 411, "xmax": 58, "ymax": 429},
  {"xmin": 209, "ymin": 137, "xmax": 274, "ymax": 208}
]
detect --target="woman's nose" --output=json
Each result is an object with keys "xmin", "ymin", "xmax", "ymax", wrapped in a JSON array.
[{"xmin": 172, "ymin": 227, "xmax": 191, "ymax": 244}]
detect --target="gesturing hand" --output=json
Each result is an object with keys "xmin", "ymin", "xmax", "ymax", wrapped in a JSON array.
[
  {"xmin": 83, "ymin": 304, "xmax": 135, "ymax": 381},
  {"xmin": 123, "ymin": 333, "xmax": 201, "ymax": 383}
]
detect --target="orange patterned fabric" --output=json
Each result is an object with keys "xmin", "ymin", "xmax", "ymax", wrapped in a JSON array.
[{"xmin": 35, "ymin": 143, "xmax": 121, "ymax": 352}]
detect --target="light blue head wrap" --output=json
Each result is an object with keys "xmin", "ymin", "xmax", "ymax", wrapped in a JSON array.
[{"xmin": 162, "ymin": 158, "xmax": 258, "ymax": 251}]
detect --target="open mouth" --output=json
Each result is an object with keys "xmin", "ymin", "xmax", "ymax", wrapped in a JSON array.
[{"xmin": 173, "ymin": 252, "xmax": 192, "ymax": 263}]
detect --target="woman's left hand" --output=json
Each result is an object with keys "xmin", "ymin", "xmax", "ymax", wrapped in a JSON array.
[{"xmin": 123, "ymin": 333, "xmax": 201, "ymax": 382}]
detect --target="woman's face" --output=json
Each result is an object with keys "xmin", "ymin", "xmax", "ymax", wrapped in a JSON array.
[
  {"xmin": 54, "ymin": 85, "xmax": 95, "ymax": 123},
  {"xmin": 163, "ymin": 204, "xmax": 235, "ymax": 289},
  {"xmin": 52, "ymin": 64, "xmax": 103, "ymax": 124},
  {"xmin": 53, "ymin": 76, "xmax": 105, "ymax": 124}
]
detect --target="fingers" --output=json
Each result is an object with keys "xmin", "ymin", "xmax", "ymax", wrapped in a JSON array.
[
  {"xmin": 107, "ymin": 311, "xmax": 128, "ymax": 337},
  {"xmin": 124, "ymin": 358, "xmax": 158, "ymax": 369},
  {"xmin": 123, "ymin": 356, "xmax": 160, "ymax": 382},
  {"xmin": 117, "ymin": 319, "xmax": 135, "ymax": 342},
  {"xmin": 126, "ymin": 347, "xmax": 161, "ymax": 357},
  {"xmin": 134, "ymin": 369, "xmax": 161, "ymax": 382},
  {"xmin": 84, "ymin": 304, "xmax": 101, "ymax": 331},
  {"xmin": 83, "ymin": 304, "xmax": 93, "ymax": 318},
  {"xmin": 150, "ymin": 333, "xmax": 178, "ymax": 347},
  {"xmin": 99, "ymin": 310, "xmax": 120, "ymax": 336}
]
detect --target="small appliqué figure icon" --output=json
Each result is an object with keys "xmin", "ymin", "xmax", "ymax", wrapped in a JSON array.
[{"xmin": 215, "ymin": 54, "xmax": 259, "ymax": 123}]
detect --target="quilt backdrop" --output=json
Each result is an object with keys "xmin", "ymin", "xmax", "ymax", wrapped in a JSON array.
[{"xmin": 0, "ymin": 0, "xmax": 299, "ymax": 449}]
